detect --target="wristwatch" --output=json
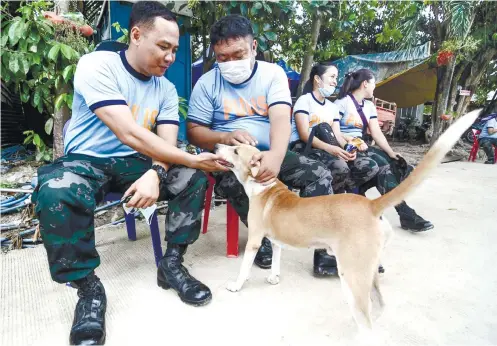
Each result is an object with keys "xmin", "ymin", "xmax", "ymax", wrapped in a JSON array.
[{"xmin": 151, "ymin": 164, "xmax": 168, "ymax": 184}]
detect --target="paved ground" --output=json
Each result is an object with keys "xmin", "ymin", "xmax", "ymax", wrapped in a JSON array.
[{"xmin": 1, "ymin": 161, "xmax": 496, "ymax": 346}]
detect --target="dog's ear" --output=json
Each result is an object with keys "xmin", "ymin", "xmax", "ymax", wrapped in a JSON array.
[{"xmin": 249, "ymin": 161, "xmax": 260, "ymax": 178}]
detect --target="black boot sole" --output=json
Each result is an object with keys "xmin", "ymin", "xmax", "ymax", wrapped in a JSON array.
[
  {"xmin": 401, "ymin": 224, "xmax": 434, "ymax": 232},
  {"xmin": 254, "ymin": 260, "xmax": 272, "ymax": 269},
  {"xmin": 157, "ymin": 278, "xmax": 212, "ymax": 307},
  {"xmin": 313, "ymin": 267, "xmax": 339, "ymax": 277}
]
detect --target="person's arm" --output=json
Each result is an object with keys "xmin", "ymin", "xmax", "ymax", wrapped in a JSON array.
[
  {"xmin": 368, "ymin": 118, "xmax": 397, "ymax": 158},
  {"xmin": 95, "ymin": 105, "xmax": 217, "ymax": 167},
  {"xmin": 487, "ymin": 119, "xmax": 497, "ymax": 135},
  {"xmin": 187, "ymin": 123, "xmax": 257, "ymax": 151},
  {"xmin": 269, "ymin": 103, "xmax": 291, "ymax": 159},
  {"xmin": 296, "ymin": 113, "xmax": 352, "ymax": 161}
]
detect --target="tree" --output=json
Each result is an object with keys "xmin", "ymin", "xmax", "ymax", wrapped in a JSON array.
[
  {"xmin": 1, "ymin": 1, "xmax": 93, "ymax": 160},
  {"xmin": 397, "ymin": 1, "xmax": 481, "ymax": 144}
]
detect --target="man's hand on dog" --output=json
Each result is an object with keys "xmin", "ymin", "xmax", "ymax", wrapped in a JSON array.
[
  {"xmin": 124, "ymin": 169, "xmax": 160, "ymax": 209},
  {"xmin": 221, "ymin": 130, "xmax": 258, "ymax": 147},
  {"xmin": 250, "ymin": 150, "xmax": 283, "ymax": 185}
]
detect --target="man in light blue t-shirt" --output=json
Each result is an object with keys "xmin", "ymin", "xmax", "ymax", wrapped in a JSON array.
[
  {"xmin": 479, "ymin": 114, "xmax": 497, "ymax": 164},
  {"xmin": 187, "ymin": 15, "xmax": 334, "ymax": 275},
  {"xmin": 31, "ymin": 3, "xmax": 226, "ymax": 344}
]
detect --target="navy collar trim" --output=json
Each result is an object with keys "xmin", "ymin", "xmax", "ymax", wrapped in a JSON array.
[
  {"xmin": 120, "ymin": 50, "xmax": 151, "ymax": 81},
  {"xmin": 311, "ymin": 91, "xmax": 326, "ymax": 106}
]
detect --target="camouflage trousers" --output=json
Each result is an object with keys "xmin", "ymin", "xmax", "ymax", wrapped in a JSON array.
[
  {"xmin": 32, "ymin": 153, "xmax": 208, "ymax": 283},
  {"xmin": 290, "ymin": 141, "xmax": 379, "ymax": 193},
  {"xmin": 479, "ymin": 137, "xmax": 497, "ymax": 161},
  {"xmin": 363, "ymin": 146, "xmax": 414, "ymax": 195},
  {"xmin": 213, "ymin": 150, "xmax": 333, "ymax": 226}
]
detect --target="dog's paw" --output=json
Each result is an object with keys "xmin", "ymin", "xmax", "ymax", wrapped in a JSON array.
[
  {"xmin": 266, "ymin": 274, "xmax": 280, "ymax": 285},
  {"xmin": 225, "ymin": 281, "xmax": 243, "ymax": 292}
]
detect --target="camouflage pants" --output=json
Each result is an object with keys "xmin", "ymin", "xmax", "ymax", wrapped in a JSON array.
[
  {"xmin": 479, "ymin": 137, "xmax": 497, "ymax": 161},
  {"xmin": 364, "ymin": 146, "xmax": 414, "ymax": 195},
  {"xmin": 290, "ymin": 141, "xmax": 379, "ymax": 193},
  {"xmin": 213, "ymin": 150, "xmax": 333, "ymax": 226},
  {"xmin": 32, "ymin": 153, "xmax": 208, "ymax": 283}
]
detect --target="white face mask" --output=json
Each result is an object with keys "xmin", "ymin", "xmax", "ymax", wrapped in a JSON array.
[
  {"xmin": 318, "ymin": 85, "xmax": 335, "ymax": 98},
  {"xmin": 218, "ymin": 57, "xmax": 253, "ymax": 84}
]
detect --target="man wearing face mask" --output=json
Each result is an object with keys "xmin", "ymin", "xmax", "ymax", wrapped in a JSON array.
[{"xmin": 187, "ymin": 15, "xmax": 334, "ymax": 272}]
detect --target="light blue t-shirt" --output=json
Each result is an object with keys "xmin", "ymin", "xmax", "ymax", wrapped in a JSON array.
[
  {"xmin": 479, "ymin": 118, "xmax": 497, "ymax": 139},
  {"xmin": 188, "ymin": 61, "xmax": 292, "ymax": 150},
  {"xmin": 333, "ymin": 95, "xmax": 377, "ymax": 139},
  {"xmin": 290, "ymin": 92, "xmax": 340, "ymax": 142},
  {"xmin": 64, "ymin": 50, "xmax": 179, "ymax": 157}
]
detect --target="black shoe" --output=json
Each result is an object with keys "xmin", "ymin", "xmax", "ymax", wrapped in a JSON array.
[
  {"xmin": 157, "ymin": 244, "xmax": 212, "ymax": 306},
  {"xmin": 396, "ymin": 202, "xmax": 434, "ymax": 232},
  {"xmin": 69, "ymin": 272, "xmax": 106, "ymax": 345},
  {"xmin": 254, "ymin": 237, "xmax": 272, "ymax": 269},
  {"xmin": 484, "ymin": 159, "xmax": 495, "ymax": 164},
  {"xmin": 313, "ymin": 249, "xmax": 338, "ymax": 277}
]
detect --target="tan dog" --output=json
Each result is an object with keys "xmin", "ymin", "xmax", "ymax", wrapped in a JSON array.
[{"xmin": 214, "ymin": 109, "xmax": 481, "ymax": 337}]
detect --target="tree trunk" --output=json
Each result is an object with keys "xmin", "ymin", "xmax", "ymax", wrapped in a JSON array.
[
  {"xmin": 430, "ymin": 55, "xmax": 457, "ymax": 145},
  {"xmin": 53, "ymin": 0, "xmax": 72, "ymax": 159},
  {"xmin": 454, "ymin": 48, "xmax": 497, "ymax": 117},
  {"xmin": 296, "ymin": 10, "xmax": 321, "ymax": 98}
]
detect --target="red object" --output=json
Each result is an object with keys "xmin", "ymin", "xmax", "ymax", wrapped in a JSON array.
[
  {"xmin": 468, "ymin": 129, "xmax": 497, "ymax": 163},
  {"xmin": 441, "ymin": 114, "xmax": 452, "ymax": 121},
  {"xmin": 202, "ymin": 175, "xmax": 239, "ymax": 257},
  {"xmin": 436, "ymin": 50, "xmax": 454, "ymax": 66},
  {"xmin": 42, "ymin": 11, "xmax": 94, "ymax": 37}
]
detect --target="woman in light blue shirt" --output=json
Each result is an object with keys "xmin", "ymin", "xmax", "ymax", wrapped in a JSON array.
[{"xmin": 332, "ymin": 69, "xmax": 434, "ymax": 232}]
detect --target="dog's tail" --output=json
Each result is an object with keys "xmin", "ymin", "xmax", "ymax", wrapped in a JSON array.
[{"xmin": 370, "ymin": 108, "xmax": 481, "ymax": 217}]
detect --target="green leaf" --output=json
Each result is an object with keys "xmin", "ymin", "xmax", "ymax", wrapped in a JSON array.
[
  {"xmin": 29, "ymin": 30, "xmax": 40, "ymax": 43},
  {"xmin": 55, "ymin": 93, "xmax": 67, "ymax": 111},
  {"xmin": 252, "ymin": 23, "xmax": 260, "ymax": 35},
  {"xmin": 9, "ymin": 54, "xmax": 19, "ymax": 73},
  {"xmin": 36, "ymin": 151, "xmax": 43, "ymax": 162},
  {"xmin": 20, "ymin": 93, "xmax": 30, "ymax": 103},
  {"xmin": 258, "ymin": 37, "xmax": 268, "ymax": 51},
  {"xmin": 66, "ymin": 94, "xmax": 73, "ymax": 110},
  {"xmin": 29, "ymin": 43, "xmax": 38, "ymax": 53},
  {"xmin": 55, "ymin": 76, "xmax": 62, "ymax": 91},
  {"xmin": 33, "ymin": 134, "xmax": 41, "ymax": 147},
  {"xmin": 264, "ymin": 31, "xmax": 277, "ymax": 41},
  {"xmin": 20, "ymin": 55, "xmax": 30, "ymax": 74},
  {"xmin": 45, "ymin": 117, "xmax": 53, "ymax": 135},
  {"xmin": 60, "ymin": 44, "xmax": 75, "ymax": 60},
  {"xmin": 48, "ymin": 44, "xmax": 60, "ymax": 62},
  {"xmin": 8, "ymin": 19, "xmax": 22, "ymax": 45},
  {"xmin": 263, "ymin": 2, "xmax": 272, "ymax": 13},
  {"xmin": 263, "ymin": 23, "xmax": 271, "ymax": 32},
  {"xmin": 1, "ymin": 33, "xmax": 8, "ymax": 46},
  {"xmin": 37, "ymin": 103, "xmax": 43, "ymax": 114},
  {"xmin": 62, "ymin": 65, "xmax": 74, "ymax": 82},
  {"xmin": 254, "ymin": 2, "xmax": 263, "ymax": 10},
  {"xmin": 33, "ymin": 89, "xmax": 41, "ymax": 107},
  {"xmin": 250, "ymin": 5, "xmax": 258, "ymax": 16},
  {"xmin": 240, "ymin": 2, "xmax": 248, "ymax": 16},
  {"xmin": 32, "ymin": 53, "xmax": 41, "ymax": 65}
]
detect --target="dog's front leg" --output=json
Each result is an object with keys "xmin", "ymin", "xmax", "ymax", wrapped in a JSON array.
[
  {"xmin": 226, "ymin": 240, "xmax": 261, "ymax": 292},
  {"xmin": 266, "ymin": 241, "xmax": 281, "ymax": 285}
]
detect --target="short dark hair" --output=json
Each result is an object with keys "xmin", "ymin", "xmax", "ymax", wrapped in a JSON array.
[
  {"xmin": 303, "ymin": 62, "xmax": 338, "ymax": 94},
  {"xmin": 210, "ymin": 15, "xmax": 254, "ymax": 46},
  {"xmin": 129, "ymin": 1, "xmax": 177, "ymax": 33},
  {"xmin": 338, "ymin": 68, "xmax": 375, "ymax": 99}
]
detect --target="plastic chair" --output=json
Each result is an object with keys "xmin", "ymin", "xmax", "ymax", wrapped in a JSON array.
[{"xmin": 468, "ymin": 129, "xmax": 497, "ymax": 163}]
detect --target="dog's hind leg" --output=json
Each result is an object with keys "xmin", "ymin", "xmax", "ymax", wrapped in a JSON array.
[
  {"xmin": 266, "ymin": 241, "xmax": 281, "ymax": 285},
  {"xmin": 226, "ymin": 232, "xmax": 264, "ymax": 292}
]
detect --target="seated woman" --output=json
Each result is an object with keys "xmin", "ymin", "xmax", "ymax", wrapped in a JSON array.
[
  {"xmin": 332, "ymin": 68, "xmax": 433, "ymax": 232},
  {"xmin": 289, "ymin": 63, "xmax": 379, "ymax": 276}
]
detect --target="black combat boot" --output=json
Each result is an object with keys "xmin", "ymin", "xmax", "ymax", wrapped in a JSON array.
[
  {"xmin": 313, "ymin": 249, "xmax": 338, "ymax": 277},
  {"xmin": 396, "ymin": 202, "xmax": 434, "ymax": 232},
  {"xmin": 69, "ymin": 272, "xmax": 106, "ymax": 345},
  {"xmin": 313, "ymin": 249, "xmax": 385, "ymax": 276},
  {"xmin": 157, "ymin": 244, "xmax": 212, "ymax": 306},
  {"xmin": 254, "ymin": 237, "xmax": 272, "ymax": 269}
]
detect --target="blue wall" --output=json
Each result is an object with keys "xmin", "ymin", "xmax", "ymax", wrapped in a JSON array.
[{"xmin": 108, "ymin": 1, "xmax": 191, "ymax": 141}]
